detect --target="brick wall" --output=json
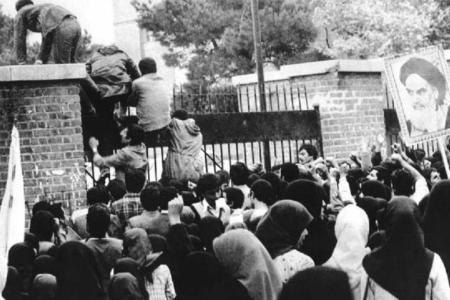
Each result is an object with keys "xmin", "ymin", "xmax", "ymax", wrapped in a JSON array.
[
  {"xmin": 0, "ymin": 65, "xmax": 87, "ymax": 216},
  {"xmin": 237, "ymin": 71, "xmax": 387, "ymax": 159}
]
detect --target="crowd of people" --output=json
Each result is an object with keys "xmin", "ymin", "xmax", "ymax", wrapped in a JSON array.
[{"xmin": 3, "ymin": 137, "xmax": 450, "ymax": 300}]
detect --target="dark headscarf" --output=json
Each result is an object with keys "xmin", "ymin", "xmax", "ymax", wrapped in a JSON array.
[
  {"xmin": 2, "ymin": 267, "xmax": 24, "ymax": 300},
  {"xmin": 8, "ymin": 243, "xmax": 35, "ymax": 269},
  {"xmin": 283, "ymin": 179, "xmax": 323, "ymax": 218},
  {"xmin": 180, "ymin": 251, "xmax": 225, "ymax": 298},
  {"xmin": 361, "ymin": 180, "xmax": 390, "ymax": 201},
  {"xmin": 199, "ymin": 216, "xmax": 224, "ymax": 252},
  {"xmin": 423, "ymin": 180, "xmax": 450, "ymax": 280},
  {"xmin": 7, "ymin": 242, "xmax": 35, "ymax": 294},
  {"xmin": 148, "ymin": 234, "xmax": 168, "ymax": 253},
  {"xmin": 213, "ymin": 229, "xmax": 283, "ymax": 300},
  {"xmin": 363, "ymin": 197, "xmax": 434, "ymax": 300},
  {"xmin": 33, "ymin": 255, "xmax": 57, "ymax": 278},
  {"xmin": 55, "ymin": 241, "xmax": 104, "ymax": 300},
  {"xmin": 278, "ymin": 266, "xmax": 353, "ymax": 300},
  {"xmin": 256, "ymin": 200, "xmax": 313, "ymax": 258},
  {"xmin": 123, "ymin": 229, "xmax": 152, "ymax": 266},
  {"xmin": 356, "ymin": 196, "xmax": 388, "ymax": 235},
  {"xmin": 30, "ymin": 211, "xmax": 55, "ymax": 242},
  {"xmin": 283, "ymin": 179, "xmax": 336, "ymax": 265},
  {"xmin": 109, "ymin": 273, "xmax": 145, "ymax": 300},
  {"xmin": 31, "ymin": 274, "xmax": 57, "ymax": 300},
  {"xmin": 113, "ymin": 258, "xmax": 148, "ymax": 299}
]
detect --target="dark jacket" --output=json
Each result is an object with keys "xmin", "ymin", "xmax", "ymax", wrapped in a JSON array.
[
  {"xmin": 86, "ymin": 46, "xmax": 140, "ymax": 99},
  {"xmin": 15, "ymin": 4, "xmax": 74, "ymax": 63}
]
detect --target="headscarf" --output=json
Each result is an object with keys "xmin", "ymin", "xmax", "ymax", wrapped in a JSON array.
[
  {"xmin": 423, "ymin": 180, "xmax": 450, "ymax": 280},
  {"xmin": 199, "ymin": 216, "xmax": 224, "ymax": 252},
  {"xmin": 255, "ymin": 200, "xmax": 313, "ymax": 258},
  {"xmin": 8, "ymin": 243, "xmax": 35, "ymax": 269},
  {"xmin": 109, "ymin": 273, "xmax": 145, "ymax": 300},
  {"xmin": 33, "ymin": 255, "xmax": 57, "ymax": 278},
  {"xmin": 180, "ymin": 251, "xmax": 225, "ymax": 298},
  {"xmin": 282, "ymin": 180, "xmax": 336, "ymax": 265},
  {"xmin": 356, "ymin": 196, "xmax": 387, "ymax": 235},
  {"xmin": 213, "ymin": 229, "xmax": 282, "ymax": 300},
  {"xmin": 278, "ymin": 266, "xmax": 353, "ymax": 300},
  {"xmin": 55, "ymin": 241, "xmax": 104, "ymax": 300},
  {"xmin": 8, "ymin": 242, "xmax": 35, "ymax": 293},
  {"xmin": 123, "ymin": 229, "xmax": 153, "ymax": 266},
  {"xmin": 361, "ymin": 180, "xmax": 390, "ymax": 201},
  {"xmin": 363, "ymin": 197, "xmax": 434, "ymax": 300},
  {"xmin": 148, "ymin": 234, "xmax": 168, "ymax": 253},
  {"xmin": 114, "ymin": 258, "xmax": 148, "ymax": 299},
  {"xmin": 2, "ymin": 267, "xmax": 24, "ymax": 300},
  {"xmin": 283, "ymin": 179, "xmax": 323, "ymax": 218},
  {"xmin": 324, "ymin": 205, "xmax": 370, "ymax": 299},
  {"xmin": 30, "ymin": 211, "xmax": 55, "ymax": 242},
  {"xmin": 31, "ymin": 274, "xmax": 57, "ymax": 300}
]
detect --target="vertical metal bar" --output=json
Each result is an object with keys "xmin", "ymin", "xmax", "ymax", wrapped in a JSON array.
[
  {"xmin": 290, "ymin": 86, "xmax": 294, "ymax": 111},
  {"xmin": 259, "ymin": 142, "xmax": 263, "ymax": 165},
  {"xmin": 235, "ymin": 142, "xmax": 240, "ymax": 162},
  {"xmin": 153, "ymin": 147, "xmax": 157, "ymax": 181},
  {"xmin": 228, "ymin": 143, "xmax": 232, "ymax": 168},
  {"xmin": 304, "ymin": 86, "xmax": 309, "ymax": 109},
  {"xmin": 251, "ymin": 85, "xmax": 255, "ymax": 112},
  {"xmin": 276, "ymin": 85, "xmax": 280, "ymax": 111},
  {"xmin": 220, "ymin": 143, "xmax": 224, "ymax": 170},
  {"xmin": 283, "ymin": 85, "xmax": 288, "ymax": 111},
  {"xmin": 212, "ymin": 144, "xmax": 217, "ymax": 173},
  {"xmin": 204, "ymin": 145, "xmax": 209, "ymax": 173},
  {"xmin": 146, "ymin": 147, "xmax": 150, "ymax": 180},
  {"xmin": 281, "ymin": 140, "xmax": 285, "ymax": 163},
  {"xmin": 268, "ymin": 85, "xmax": 273, "ymax": 111},
  {"xmin": 297, "ymin": 86, "xmax": 302, "ymax": 111},
  {"xmin": 295, "ymin": 140, "xmax": 299, "ymax": 162},
  {"xmin": 288, "ymin": 140, "xmax": 292, "ymax": 162},
  {"xmin": 243, "ymin": 143, "xmax": 248, "ymax": 166},
  {"xmin": 251, "ymin": 142, "xmax": 255, "ymax": 164}
]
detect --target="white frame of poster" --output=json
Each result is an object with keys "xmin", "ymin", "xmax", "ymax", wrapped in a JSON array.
[{"xmin": 384, "ymin": 45, "xmax": 450, "ymax": 146}]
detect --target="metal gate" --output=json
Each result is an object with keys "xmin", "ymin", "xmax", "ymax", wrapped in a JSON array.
[{"xmin": 143, "ymin": 85, "xmax": 323, "ymax": 180}]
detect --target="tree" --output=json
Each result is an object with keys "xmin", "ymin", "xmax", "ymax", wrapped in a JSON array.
[
  {"xmin": 133, "ymin": 0, "xmax": 317, "ymax": 88},
  {"xmin": 311, "ymin": 0, "xmax": 446, "ymax": 59}
]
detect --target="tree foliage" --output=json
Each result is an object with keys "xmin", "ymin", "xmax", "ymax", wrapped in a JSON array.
[
  {"xmin": 311, "ymin": 0, "xmax": 448, "ymax": 59},
  {"xmin": 133, "ymin": 0, "xmax": 317, "ymax": 88}
]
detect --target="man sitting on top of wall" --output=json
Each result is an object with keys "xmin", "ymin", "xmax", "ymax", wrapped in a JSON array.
[{"xmin": 14, "ymin": 0, "xmax": 81, "ymax": 64}]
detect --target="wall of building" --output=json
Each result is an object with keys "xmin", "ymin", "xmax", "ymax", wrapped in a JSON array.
[{"xmin": 0, "ymin": 64, "xmax": 87, "ymax": 215}]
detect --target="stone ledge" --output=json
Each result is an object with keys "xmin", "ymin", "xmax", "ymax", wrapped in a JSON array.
[
  {"xmin": 232, "ymin": 49, "xmax": 450, "ymax": 85},
  {"xmin": 0, "ymin": 64, "xmax": 86, "ymax": 82}
]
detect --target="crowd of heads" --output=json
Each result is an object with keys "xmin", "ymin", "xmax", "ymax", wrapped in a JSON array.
[{"xmin": 4, "ymin": 138, "xmax": 450, "ymax": 300}]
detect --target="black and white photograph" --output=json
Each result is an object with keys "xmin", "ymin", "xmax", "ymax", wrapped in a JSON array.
[{"xmin": 2, "ymin": 1, "xmax": 450, "ymax": 300}]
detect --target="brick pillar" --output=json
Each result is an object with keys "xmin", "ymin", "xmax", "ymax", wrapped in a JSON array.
[{"xmin": 0, "ymin": 64, "xmax": 87, "ymax": 215}]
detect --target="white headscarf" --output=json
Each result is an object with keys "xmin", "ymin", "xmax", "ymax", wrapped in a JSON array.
[{"xmin": 324, "ymin": 205, "xmax": 370, "ymax": 300}]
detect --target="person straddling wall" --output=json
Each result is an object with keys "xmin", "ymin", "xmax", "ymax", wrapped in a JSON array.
[{"xmin": 14, "ymin": 0, "xmax": 81, "ymax": 64}]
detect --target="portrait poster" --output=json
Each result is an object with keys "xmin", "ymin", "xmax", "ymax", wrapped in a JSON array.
[{"xmin": 384, "ymin": 46, "xmax": 450, "ymax": 146}]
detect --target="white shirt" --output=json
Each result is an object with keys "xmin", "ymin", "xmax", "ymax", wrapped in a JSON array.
[
  {"xmin": 411, "ymin": 177, "xmax": 429, "ymax": 204},
  {"xmin": 192, "ymin": 198, "xmax": 230, "ymax": 219}
]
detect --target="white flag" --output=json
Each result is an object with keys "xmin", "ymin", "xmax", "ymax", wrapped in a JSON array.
[{"xmin": 0, "ymin": 126, "xmax": 26, "ymax": 297}]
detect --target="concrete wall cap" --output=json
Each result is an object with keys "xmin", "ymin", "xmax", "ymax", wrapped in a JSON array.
[
  {"xmin": 0, "ymin": 64, "xmax": 87, "ymax": 82},
  {"xmin": 232, "ymin": 49, "xmax": 450, "ymax": 85}
]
